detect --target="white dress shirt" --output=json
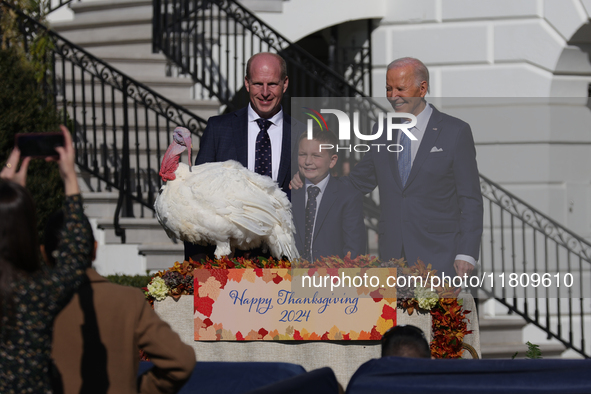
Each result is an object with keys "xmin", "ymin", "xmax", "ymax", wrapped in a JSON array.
[
  {"xmin": 247, "ymin": 104, "xmax": 283, "ymax": 181},
  {"xmin": 396, "ymin": 101, "xmax": 432, "ymax": 164},
  {"xmin": 397, "ymin": 102, "xmax": 476, "ymax": 268}
]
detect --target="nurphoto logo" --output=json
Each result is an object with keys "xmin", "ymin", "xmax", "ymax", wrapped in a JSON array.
[{"xmin": 303, "ymin": 107, "xmax": 418, "ymax": 153}]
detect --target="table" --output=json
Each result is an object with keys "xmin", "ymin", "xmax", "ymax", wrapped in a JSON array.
[{"xmin": 154, "ymin": 293, "xmax": 480, "ymax": 387}]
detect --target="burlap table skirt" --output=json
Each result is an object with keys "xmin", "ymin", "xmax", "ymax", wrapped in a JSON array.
[{"xmin": 154, "ymin": 293, "xmax": 480, "ymax": 387}]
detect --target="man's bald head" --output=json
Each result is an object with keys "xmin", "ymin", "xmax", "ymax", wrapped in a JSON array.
[{"xmin": 245, "ymin": 52, "xmax": 287, "ymax": 81}]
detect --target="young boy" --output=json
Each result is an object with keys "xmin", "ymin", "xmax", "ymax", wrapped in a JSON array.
[{"xmin": 292, "ymin": 129, "xmax": 366, "ymax": 262}]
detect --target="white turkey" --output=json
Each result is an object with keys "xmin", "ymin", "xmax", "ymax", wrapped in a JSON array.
[{"xmin": 154, "ymin": 127, "xmax": 299, "ymax": 261}]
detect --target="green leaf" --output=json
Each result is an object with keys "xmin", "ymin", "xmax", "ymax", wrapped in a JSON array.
[{"xmin": 525, "ymin": 341, "xmax": 543, "ymax": 359}]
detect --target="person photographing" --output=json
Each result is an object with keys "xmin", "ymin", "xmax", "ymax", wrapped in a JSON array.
[{"xmin": 0, "ymin": 126, "xmax": 94, "ymax": 393}]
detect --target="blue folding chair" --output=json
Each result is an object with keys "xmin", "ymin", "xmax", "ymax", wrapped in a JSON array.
[
  {"xmin": 346, "ymin": 357, "xmax": 591, "ymax": 394},
  {"xmin": 138, "ymin": 361, "xmax": 306, "ymax": 394},
  {"xmin": 245, "ymin": 367, "xmax": 342, "ymax": 394}
]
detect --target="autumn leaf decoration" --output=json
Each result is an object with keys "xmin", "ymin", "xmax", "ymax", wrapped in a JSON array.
[{"xmin": 145, "ymin": 256, "xmax": 472, "ymax": 358}]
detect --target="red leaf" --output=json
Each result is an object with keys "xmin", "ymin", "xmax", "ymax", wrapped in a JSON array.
[
  {"xmin": 343, "ymin": 333, "xmax": 351, "ymax": 340},
  {"xmin": 203, "ymin": 318, "xmax": 213, "ymax": 328},
  {"xmin": 210, "ymin": 269, "xmax": 229, "ymax": 289},
  {"xmin": 255, "ymin": 268, "xmax": 264, "ymax": 277},
  {"xmin": 293, "ymin": 329, "xmax": 303, "ymax": 340},
  {"xmin": 370, "ymin": 325, "xmax": 381, "ymax": 340},
  {"xmin": 272, "ymin": 273, "xmax": 283, "ymax": 284},
  {"xmin": 381, "ymin": 304, "xmax": 396, "ymax": 321},
  {"xmin": 236, "ymin": 331, "xmax": 244, "ymax": 341},
  {"xmin": 258, "ymin": 328, "xmax": 269, "ymax": 338},
  {"xmin": 370, "ymin": 288, "xmax": 383, "ymax": 302},
  {"xmin": 321, "ymin": 332, "xmax": 329, "ymax": 340},
  {"xmin": 326, "ymin": 268, "xmax": 339, "ymax": 277},
  {"xmin": 195, "ymin": 296, "xmax": 215, "ymax": 317}
]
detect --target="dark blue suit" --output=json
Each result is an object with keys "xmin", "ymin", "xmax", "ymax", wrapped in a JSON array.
[
  {"xmin": 292, "ymin": 177, "xmax": 366, "ymax": 261},
  {"xmin": 185, "ymin": 107, "xmax": 301, "ymax": 261},
  {"xmin": 343, "ymin": 104, "xmax": 483, "ymax": 274}
]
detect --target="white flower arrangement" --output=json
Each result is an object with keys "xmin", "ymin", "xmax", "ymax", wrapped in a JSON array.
[
  {"xmin": 147, "ymin": 277, "xmax": 169, "ymax": 301},
  {"xmin": 414, "ymin": 284, "xmax": 439, "ymax": 310}
]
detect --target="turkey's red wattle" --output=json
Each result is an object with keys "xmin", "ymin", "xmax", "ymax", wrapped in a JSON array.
[{"xmin": 159, "ymin": 143, "xmax": 184, "ymax": 182}]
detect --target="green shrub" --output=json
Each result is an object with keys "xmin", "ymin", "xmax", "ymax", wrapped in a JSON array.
[
  {"xmin": 0, "ymin": 46, "xmax": 62, "ymax": 239},
  {"xmin": 106, "ymin": 274, "xmax": 153, "ymax": 289}
]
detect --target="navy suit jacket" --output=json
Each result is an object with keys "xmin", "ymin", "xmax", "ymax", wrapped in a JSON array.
[
  {"xmin": 195, "ymin": 106, "xmax": 299, "ymax": 198},
  {"xmin": 292, "ymin": 177, "xmax": 366, "ymax": 261},
  {"xmin": 185, "ymin": 106, "xmax": 301, "ymax": 261},
  {"xmin": 343, "ymin": 104, "xmax": 483, "ymax": 274}
]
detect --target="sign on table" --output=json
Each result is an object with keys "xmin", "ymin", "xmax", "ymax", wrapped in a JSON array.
[{"xmin": 194, "ymin": 268, "xmax": 397, "ymax": 341}]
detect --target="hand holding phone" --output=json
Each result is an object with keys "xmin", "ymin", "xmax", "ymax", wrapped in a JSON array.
[
  {"xmin": 1, "ymin": 148, "xmax": 31, "ymax": 187},
  {"xmin": 16, "ymin": 132, "xmax": 65, "ymax": 158}
]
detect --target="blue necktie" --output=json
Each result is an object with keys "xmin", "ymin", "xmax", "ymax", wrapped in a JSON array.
[
  {"xmin": 255, "ymin": 118, "xmax": 272, "ymax": 177},
  {"xmin": 304, "ymin": 186, "xmax": 321, "ymax": 261},
  {"xmin": 398, "ymin": 129, "xmax": 412, "ymax": 187}
]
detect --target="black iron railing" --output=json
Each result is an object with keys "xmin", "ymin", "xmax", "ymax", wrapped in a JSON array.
[
  {"xmin": 2, "ymin": 2, "xmax": 208, "ymax": 241},
  {"xmin": 479, "ymin": 174, "xmax": 590, "ymax": 358},
  {"xmin": 327, "ymin": 20, "xmax": 373, "ymax": 96},
  {"xmin": 152, "ymin": 0, "xmax": 368, "ymax": 111},
  {"xmin": 44, "ymin": 0, "xmax": 77, "ymax": 15}
]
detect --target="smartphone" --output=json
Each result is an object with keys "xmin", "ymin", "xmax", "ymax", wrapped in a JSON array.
[{"xmin": 16, "ymin": 132, "xmax": 65, "ymax": 158}]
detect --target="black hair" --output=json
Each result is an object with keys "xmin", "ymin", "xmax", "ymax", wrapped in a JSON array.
[
  {"xmin": 381, "ymin": 325, "xmax": 431, "ymax": 358},
  {"xmin": 0, "ymin": 180, "xmax": 40, "ymax": 320}
]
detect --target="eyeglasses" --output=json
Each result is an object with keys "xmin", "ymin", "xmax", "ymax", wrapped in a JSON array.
[{"xmin": 381, "ymin": 324, "xmax": 427, "ymax": 341}]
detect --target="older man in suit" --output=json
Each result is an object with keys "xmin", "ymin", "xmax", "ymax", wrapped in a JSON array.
[
  {"xmin": 292, "ymin": 58, "xmax": 483, "ymax": 277},
  {"xmin": 185, "ymin": 52, "xmax": 300, "ymax": 261},
  {"xmin": 352, "ymin": 58, "xmax": 482, "ymax": 277}
]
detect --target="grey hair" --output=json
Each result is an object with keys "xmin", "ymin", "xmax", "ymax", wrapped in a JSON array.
[{"xmin": 387, "ymin": 57, "xmax": 430, "ymax": 93}]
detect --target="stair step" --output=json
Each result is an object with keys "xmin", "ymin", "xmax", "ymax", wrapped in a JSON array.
[
  {"xmin": 96, "ymin": 217, "xmax": 172, "ymax": 244},
  {"xmin": 52, "ymin": 2, "xmax": 152, "ymax": 30},
  {"xmin": 481, "ymin": 343, "xmax": 566, "ymax": 359},
  {"xmin": 241, "ymin": 0, "xmax": 285, "ymax": 13},
  {"xmin": 55, "ymin": 94, "xmax": 219, "ymax": 123},
  {"xmin": 69, "ymin": 0, "xmax": 152, "ymax": 14},
  {"xmin": 138, "ymin": 243, "xmax": 185, "ymax": 270},
  {"xmin": 70, "ymin": 42, "xmax": 155, "ymax": 59},
  {"xmin": 57, "ymin": 75, "xmax": 197, "ymax": 100},
  {"xmin": 479, "ymin": 316, "xmax": 527, "ymax": 347},
  {"xmin": 58, "ymin": 24, "xmax": 153, "ymax": 47},
  {"xmin": 82, "ymin": 191, "xmax": 119, "ymax": 217}
]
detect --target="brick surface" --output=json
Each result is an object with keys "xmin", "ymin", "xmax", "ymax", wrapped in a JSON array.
[
  {"xmin": 494, "ymin": 21, "xmax": 564, "ymax": 71},
  {"xmin": 442, "ymin": 0, "xmax": 540, "ymax": 20},
  {"xmin": 382, "ymin": 0, "xmax": 438, "ymax": 24},
  {"xmin": 382, "ymin": 24, "xmax": 488, "ymax": 65},
  {"xmin": 543, "ymin": 0, "xmax": 588, "ymax": 41}
]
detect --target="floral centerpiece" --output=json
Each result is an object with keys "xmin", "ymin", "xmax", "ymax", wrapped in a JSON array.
[{"xmin": 144, "ymin": 255, "xmax": 471, "ymax": 358}]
